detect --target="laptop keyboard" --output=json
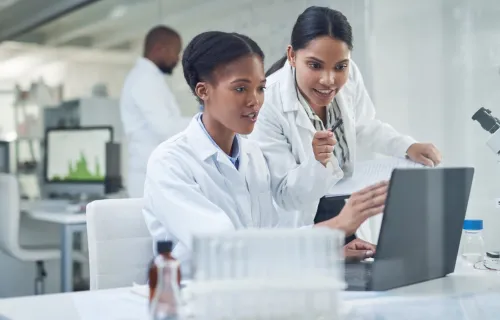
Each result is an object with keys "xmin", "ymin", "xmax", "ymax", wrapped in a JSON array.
[{"xmin": 345, "ymin": 263, "xmax": 372, "ymax": 290}]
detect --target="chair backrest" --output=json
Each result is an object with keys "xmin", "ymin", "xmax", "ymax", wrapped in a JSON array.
[
  {"xmin": 0, "ymin": 173, "xmax": 21, "ymax": 258},
  {"xmin": 86, "ymin": 198, "xmax": 153, "ymax": 290}
]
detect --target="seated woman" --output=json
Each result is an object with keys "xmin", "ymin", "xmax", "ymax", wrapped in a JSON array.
[{"xmin": 142, "ymin": 31, "xmax": 387, "ymax": 274}]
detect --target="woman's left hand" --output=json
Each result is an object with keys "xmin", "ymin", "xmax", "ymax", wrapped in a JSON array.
[
  {"xmin": 407, "ymin": 143, "xmax": 442, "ymax": 167},
  {"xmin": 344, "ymin": 238, "xmax": 376, "ymax": 261}
]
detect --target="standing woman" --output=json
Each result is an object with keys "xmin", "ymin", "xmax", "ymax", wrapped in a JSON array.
[{"xmin": 249, "ymin": 6, "xmax": 441, "ymax": 241}]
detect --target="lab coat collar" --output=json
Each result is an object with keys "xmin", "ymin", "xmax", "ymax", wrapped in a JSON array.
[
  {"xmin": 276, "ymin": 61, "xmax": 316, "ymax": 134},
  {"xmin": 136, "ymin": 57, "xmax": 163, "ymax": 76},
  {"xmin": 196, "ymin": 113, "xmax": 240, "ymax": 166},
  {"xmin": 187, "ymin": 113, "xmax": 248, "ymax": 166},
  {"xmin": 278, "ymin": 60, "xmax": 302, "ymax": 113}
]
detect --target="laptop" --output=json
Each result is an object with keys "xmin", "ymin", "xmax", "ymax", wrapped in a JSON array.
[{"xmin": 345, "ymin": 167, "xmax": 474, "ymax": 291}]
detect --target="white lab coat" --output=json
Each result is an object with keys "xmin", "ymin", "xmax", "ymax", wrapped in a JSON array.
[
  {"xmin": 249, "ymin": 60, "xmax": 416, "ymax": 241},
  {"xmin": 120, "ymin": 57, "xmax": 190, "ymax": 198},
  {"xmin": 143, "ymin": 115, "xmax": 280, "ymax": 273}
]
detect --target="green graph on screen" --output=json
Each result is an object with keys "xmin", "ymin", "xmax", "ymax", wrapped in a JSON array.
[{"xmin": 51, "ymin": 152, "xmax": 104, "ymax": 181}]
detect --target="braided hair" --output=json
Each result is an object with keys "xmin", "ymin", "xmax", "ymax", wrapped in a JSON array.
[{"xmin": 182, "ymin": 31, "xmax": 265, "ymax": 104}]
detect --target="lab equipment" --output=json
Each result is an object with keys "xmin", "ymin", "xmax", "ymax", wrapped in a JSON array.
[
  {"xmin": 0, "ymin": 141, "xmax": 9, "ymax": 173},
  {"xmin": 43, "ymin": 98, "xmax": 122, "ymax": 140},
  {"xmin": 149, "ymin": 242, "xmax": 181, "ymax": 320},
  {"xmin": 346, "ymin": 167, "xmax": 474, "ymax": 291},
  {"xmin": 185, "ymin": 228, "xmax": 345, "ymax": 320},
  {"xmin": 460, "ymin": 219, "xmax": 486, "ymax": 266},
  {"xmin": 43, "ymin": 126, "xmax": 112, "ymax": 198},
  {"xmin": 472, "ymin": 107, "xmax": 500, "ymax": 155},
  {"xmin": 42, "ymin": 97, "xmax": 124, "ymax": 197}
]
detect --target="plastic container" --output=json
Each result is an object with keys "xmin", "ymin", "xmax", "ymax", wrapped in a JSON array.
[
  {"xmin": 460, "ymin": 219, "xmax": 485, "ymax": 265},
  {"xmin": 187, "ymin": 228, "xmax": 345, "ymax": 320},
  {"xmin": 149, "ymin": 241, "xmax": 181, "ymax": 320}
]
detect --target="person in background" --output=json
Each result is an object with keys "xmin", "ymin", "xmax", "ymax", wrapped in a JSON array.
[
  {"xmin": 249, "ymin": 6, "xmax": 442, "ymax": 242},
  {"xmin": 120, "ymin": 25, "xmax": 190, "ymax": 198},
  {"xmin": 143, "ymin": 30, "xmax": 387, "ymax": 275}
]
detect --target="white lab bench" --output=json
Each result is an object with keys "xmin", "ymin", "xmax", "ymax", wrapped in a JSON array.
[
  {"xmin": 0, "ymin": 272, "xmax": 499, "ymax": 320},
  {"xmin": 21, "ymin": 199, "xmax": 87, "ymax": 293}
]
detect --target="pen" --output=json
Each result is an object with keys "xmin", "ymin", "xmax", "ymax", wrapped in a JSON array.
[{"xmin": 330, "ymin": 118, "xmax": 343, "ymax": 132}]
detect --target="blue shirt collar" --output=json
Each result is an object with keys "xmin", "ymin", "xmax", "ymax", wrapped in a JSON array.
[{"xmin": 197, "ymin": 113, "xmax": 240, "ymax": 168}]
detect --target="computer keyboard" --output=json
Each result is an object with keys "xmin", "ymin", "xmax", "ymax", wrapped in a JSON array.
[{"xmin": 345, "ymin": 262, "xmax": 372, "ymax": 291}]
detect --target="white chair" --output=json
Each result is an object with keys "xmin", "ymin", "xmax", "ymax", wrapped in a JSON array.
[
  {"xmin": 0, "ymin": 173, "xmax": 59, "ymax": 294},
  {"xmin": 86, "ymin": 198, "xmax": 153, "ymax": 290}
]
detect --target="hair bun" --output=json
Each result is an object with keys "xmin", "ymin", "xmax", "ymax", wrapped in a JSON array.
[
  {"xmin": 186, "ymin": 63, "xmax": 199, "ymax": 87},
  {"xmin": 182, "ymin": 31, "xmax": 264, "ymax": 105}
]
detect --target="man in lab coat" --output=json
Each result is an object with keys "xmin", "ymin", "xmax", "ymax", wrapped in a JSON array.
[{"xmin": 120, "ymin": 25, "xmax": 190, "ymax": 198}]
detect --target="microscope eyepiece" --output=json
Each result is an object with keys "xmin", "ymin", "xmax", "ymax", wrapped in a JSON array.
[{"xmin": 472, "ymin": 107, "xmax": 500, "ymax": 134}]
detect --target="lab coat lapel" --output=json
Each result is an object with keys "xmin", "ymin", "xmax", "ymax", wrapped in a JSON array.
[
  {"xmin": 335, "ymin": 91, "xmax": 356, "ymax": 168},
  {"xmin": 294, "ymin": 102, "xmax": 316, "ymax": 136},
  {"xmin": 215, "ymin": 139, "xmax": 254, "ymax": 228},
  {"xmin": 236, "ymin": 148, "xmax": 254, "ymax": 226},
  {"xmin": 279, "ymin": 61, "xmax": 316, "ymax": 145}
]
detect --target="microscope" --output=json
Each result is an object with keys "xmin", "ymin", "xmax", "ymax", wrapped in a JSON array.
[
  {"xmin": 472, "ymin": 107, "xmax": 500, "ymax": 155},
  {"xmin": 471, "ymin": 107, "xmax": 500, "ymax": 270}
]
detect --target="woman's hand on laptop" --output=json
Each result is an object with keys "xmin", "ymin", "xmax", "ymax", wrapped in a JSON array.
[
  {"xmin": 316, "ymin": 181, "xmax": 388, "ymax": 236},
  {"xmin": 344, "ymin": 238, "xmax": 376, "ymax": 262}
]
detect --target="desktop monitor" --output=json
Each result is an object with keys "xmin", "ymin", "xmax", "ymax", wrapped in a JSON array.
[
  {"xmin": 0, "ymin": 141, "xmax": 9, "ymax": 173},
  {"xmin": 44, "ymin": 126, "xmax": 113, "ymax": 184}
]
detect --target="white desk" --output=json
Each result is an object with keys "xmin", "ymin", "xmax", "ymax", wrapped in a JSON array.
[
  {"xmin": 21, "ymin": 200, "xmax": 87, "ymax": 293},
  {"xmin": 0, "ymin": 287, "xmax": 143, "ymax": 320},
  {"xmin": 1, "ymin": 273, "xmax": 499, "ymax": 320}
]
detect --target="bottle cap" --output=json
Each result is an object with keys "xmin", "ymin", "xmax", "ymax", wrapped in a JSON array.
[
  {"xmin": 463, "ymin": 219, "xmax": 483, "ymax": 231},
  {"xmin": 156, "ymin": 240, "xmax": 173, "ymax": 254}
]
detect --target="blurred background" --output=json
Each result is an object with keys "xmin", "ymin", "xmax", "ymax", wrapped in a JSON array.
[{"xmin": 0, "ymin": 0, "xmax": 499, "ymax": 297}]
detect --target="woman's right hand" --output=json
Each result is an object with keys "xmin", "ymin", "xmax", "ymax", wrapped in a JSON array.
[
  {"xmin": 312, "ymin": 130, "xmax": 337, "ymax": 166},
  {"xmin": 316, "ymin": 181, "xmax": 388, "ymax": 236}
]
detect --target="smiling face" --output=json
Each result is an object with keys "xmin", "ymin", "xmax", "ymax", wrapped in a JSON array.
[
  {"xmin": 288, "ymin": 36, "xmax": 351, "ymax": 109},
  {"xmin": 195, "ymin": 54, "xmax": 266, "ymax": 135}
]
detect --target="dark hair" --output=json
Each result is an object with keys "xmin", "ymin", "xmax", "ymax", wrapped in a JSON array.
[
  {"xmin": 144, "ymin": 25, "xmax": 180, "ymax": 56},
  {"xmin": 266, "ymin": 6, "xmax": 353, "ymax": 77},
  {"xmin": 182, "ymin": 31, "xmax": 265, "ymax": 104}
]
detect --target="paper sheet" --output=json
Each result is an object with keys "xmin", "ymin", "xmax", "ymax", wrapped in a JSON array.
[
  {"xmin": 130, "ymin": 284, "xmax": 149, "ymax": 298},
  {"xmin": 345, "ymin": 291, "xmax": 500, "ymax": 320},
  {"xmin": 326, "ymin": 157, "xmax": 426, "ymax": 197},
  {"xmin": 72, "ymin": 290, "xmax": 149, "ymax": 320}
]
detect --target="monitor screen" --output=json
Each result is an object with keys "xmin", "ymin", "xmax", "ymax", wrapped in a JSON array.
[{"xmin": 45, "ymin": 127, "xmax": 113, "ymax": 183}]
